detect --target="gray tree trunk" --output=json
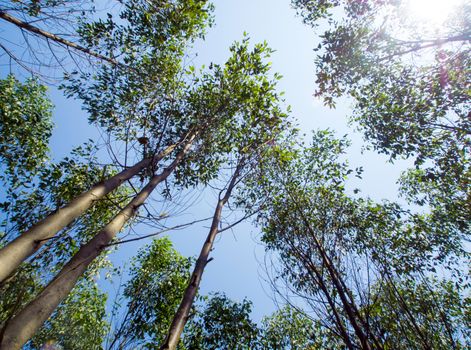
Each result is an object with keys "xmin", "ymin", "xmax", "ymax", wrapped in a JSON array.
[
  {"xmin": 160, "ymin": 162, "xmax": 242, "ymax": 350},
  {"xmin": 0, "ymin": 137, "xmax": 195, "ymax": 350},
  {"xmin": 0, "ymin": 143, "xmax": 178, "ymax": 283}
]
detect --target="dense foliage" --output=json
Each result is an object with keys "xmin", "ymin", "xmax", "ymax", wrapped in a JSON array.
[{"xmin": 0, "ymin": 0, "xmax": 469, "ymax": 349}]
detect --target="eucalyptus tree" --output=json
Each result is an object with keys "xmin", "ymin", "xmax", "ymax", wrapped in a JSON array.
[
  {"xmin": 0, "ymin": 76, "xmax": 127, "ymax": 348},
  {"xmin": 159, "ymin": 41, "xmax": 289, "ymax": 349},
  {"xmin": 0, "ymin": 0, "xmax": 214, "ymax": 283},
  {"xmin": 0, "ymin": 38, "xmax": 288, "ymax": 349},
  {"xmin": 0, "ymin": 75, "xmax": 127, "ymax": 282},
  {"xmin": 292, "ymin": 0, "xmax": 470, "ymax": 253},
  {"xmin": 240, "ymin": 129, "xmax": 469, "ymax": 349},
  {"xmin": 248, "ymin": 131, "xmax": 380, "ymax": 349},
  {"xmin": 0, "ymin": 141, "xmax": 129, "ymax": 350}
]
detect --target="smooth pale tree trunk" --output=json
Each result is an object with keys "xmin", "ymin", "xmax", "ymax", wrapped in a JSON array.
[
  {"xmin": 0, "ymin": 11, "xmax": 120, "ymax": 65},
  {"xmin": 0, "ymin": 137, "xmax": 195, "ymax": 350},
  {"xmin": 0, "ymin": 142, "xmax": 179, "ymax": 283},
  {"xmin": 159, "ymin": 163, "xmax": 241, "ymax": 350}
]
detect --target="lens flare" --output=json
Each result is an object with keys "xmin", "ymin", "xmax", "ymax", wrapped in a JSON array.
[{"xmin": 406, "ymin": 0, "xmax": 462, "ymax": 24}]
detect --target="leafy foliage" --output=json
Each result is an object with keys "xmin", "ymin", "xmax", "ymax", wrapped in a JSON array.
[
  {"xmin": 366, "ymin": 277, "xmax": 470, "ymax": 349},
  {"xmin": 108, "ymin": 238, "xmax": 192, "ymax": 349},
  {"xmin": 0, "ymin": 75, "xmax": 53, "ymax": 188},
  {"xmin": 27, "ymin": 279, "xmax": 109, "ymax": 350},
  {"xmin": 292, "ymin": 0, "xmax": 471, "ymax": 246},
  {"xmin": 260, "ymin": 305, "xmax": 340, "ymax": 349},
  {"xmin": 240, "ymin": 129, "xmax": 469, "ymax": 348},
  {"xmin": 183, "ymin": 293, "xmax": 259, "ymax": 350}
]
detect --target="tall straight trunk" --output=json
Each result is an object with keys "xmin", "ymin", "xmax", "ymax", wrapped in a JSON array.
[
  {"xmin": 0, "ymin": 137, "xmax": 195, "ymax": 350},
  {"xmin": 0, "ymin": 11, "xmax": 120, "ymax": 65},
  {"xmin": 159, "ymin": 163, "xmax": 242, "ymax": 350},
  {"xmin": 0, "ymin": 141, "xmax": 180, "ymax": 283}
]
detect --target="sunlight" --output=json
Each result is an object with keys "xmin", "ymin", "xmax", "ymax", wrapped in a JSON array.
[{"xmin": 406, "ymin": 0, "xmax": 461, "ymax": 25}]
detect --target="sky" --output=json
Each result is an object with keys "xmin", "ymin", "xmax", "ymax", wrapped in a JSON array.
[{"xmin": 1, "ymin": 0, "xmax": 413, "ymax": 323}]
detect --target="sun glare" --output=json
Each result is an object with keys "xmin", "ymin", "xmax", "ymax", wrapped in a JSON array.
[{"xmin": 406, "ymin": 0, "xmax": 462, "ymax": 25}]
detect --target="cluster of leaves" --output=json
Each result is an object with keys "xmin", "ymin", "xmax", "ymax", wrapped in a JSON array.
[
  {"xmin": 0, "ymin": 75, "xmax": 53, "ymax": 189},
  {"xmin": 366, "ymin": 277, "xmax": 470, "ymax": 349},
  {"xmin": 64, "ymin": 0, "xmax": 214, "ymax": 144},
  {"xmin": 108, "ymin": 237, "xmax": 193, "ymax": 349},
  {"xmin": 183, "ymin": 293, "xmax": 260, "ymax": 349},
  {"xmin": 27, "ymin": 279, "xmax": 109, "ymax": 350},
  {"xmin": 173, "ymin": 37, "xmax": 290, "ymax": 188}
]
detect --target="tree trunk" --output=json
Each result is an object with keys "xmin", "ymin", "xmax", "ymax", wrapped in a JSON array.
[
  {"xmin": 0, "ymin": 142, "xmax": 178, "ymax": 283},
  {"xmin": 159, "ymin": 163, "xmax": 242, "ymax": 350},
  {"xmin": 0, "ymin": 137, "xmax": 195, "ymax": 350},
  {"xmin": 0, "ymin": 10, "xmax": 120, "ymax": 65}
]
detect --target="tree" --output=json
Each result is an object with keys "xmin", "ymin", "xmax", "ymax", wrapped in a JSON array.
[
  {"xmin": 0, "ymin": 0, "xmax": 214, "ymax": 283},
  {"xmin": 240, "ymin": 128, "xmax": 469, "ymax": 349},
  {"xmin": 183, "ymin": 293, "xmax": 259, "ymax": 350},
  {"xmin": 0, "ymin": 135, "xmax": 196, "ymax": 349},
  {"xmin": 0, "ymin": 145, "xmax": 129, "ymax": 348},
  {"xmin": 106, "ymin": 238, "xmax": 192, "ymax": 349},
  {"xmin": 159, "ymin": 38, "xmax": 289, "ymax": 349},
  {"xmin": 366, "ymin": 276, "xmax": 470, "ymax": 349},
  {"xmin": 0, "ymin": 82, "xmax": 125, "ymax": 348}
]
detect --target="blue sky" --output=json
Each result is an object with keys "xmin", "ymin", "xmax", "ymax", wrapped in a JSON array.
[{"xmin": 1, "ymin": 0, "xmax": 413, "ymax": 323}]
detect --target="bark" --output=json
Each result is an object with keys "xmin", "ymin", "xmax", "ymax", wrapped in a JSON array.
[
  {"xmin": 159, "ymin": 163, "xmax": 242, "ymax": 350},
  {"xmin": 0, "ymin": 10, "xmax": 120, "ymax": 66},
  {"xmin": 0, "ymin": 142, "xmax": 178, "ymax": 283},
  {"xmin": 0, "ymin": 137, "xmax": 195, "ymax": 350}
]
